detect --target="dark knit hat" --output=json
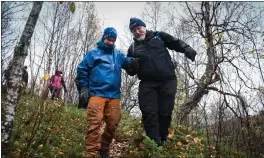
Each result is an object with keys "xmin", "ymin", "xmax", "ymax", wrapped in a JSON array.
[
  {"xmin": 129, "ymin": 17, "xmax": 146, "ymax": 31},
  {"xmin": 102, "ymin": 27, "xmax": 117, "ymax": 40}
]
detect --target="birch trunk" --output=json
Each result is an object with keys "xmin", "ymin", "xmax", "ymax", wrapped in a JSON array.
[{"xmin": 1, "ymin": 2, "xmax": 43, "ymax": 157}]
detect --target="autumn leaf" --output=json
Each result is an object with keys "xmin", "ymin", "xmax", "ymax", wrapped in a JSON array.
[
  {"xmin": 44, "ymin": 73, "xmax": 49, "ymax": 80},
  {"xmin": 168, "ymin": 131, "xmax": 174, "ymax": 138},
  {"xmin": 70, "ymin": 2, "xmax": 76, "ymax": 13},
  {"xmin": 194, "ymin": 137, "xmax": 200, "ymax": 143},
  {"xmin": 249, "ymin": 50, "xmax": 254, "ymax": 54},
  {"xmin": 57, "ymin": 151, "xmax": 64, "ymax": 155},
  {"xmin": 177, "ymin": 141, "xmax": 183, "ymax": 146},
  {"xmin": 38, "ymin": 144, "xmax": 43, "ymax": 149},
  {"xmin": 219, "ymin": 32, "xmax": 224, "ymax": 40}
]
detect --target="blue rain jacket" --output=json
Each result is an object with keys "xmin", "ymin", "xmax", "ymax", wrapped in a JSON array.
[{"xmin": 77, "ymin": 40, "xmax": 131, "ymax": 99}]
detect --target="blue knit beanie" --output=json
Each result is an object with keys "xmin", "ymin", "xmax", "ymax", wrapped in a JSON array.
[
  {"xmin": 129, "ymin": 17, "xmax": 146, "ymax": 31},
  {"xmin": 102, "ymin": 27, "xmax": 117, "ymax": 40}
]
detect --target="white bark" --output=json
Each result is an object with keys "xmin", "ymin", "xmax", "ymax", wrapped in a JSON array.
[{"xmin": 1, "ymin": 2, "xmax": 43, "ymax": 157}]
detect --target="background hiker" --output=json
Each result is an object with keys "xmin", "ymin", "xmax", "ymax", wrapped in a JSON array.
[
  {"xmin": 126, "ymin": 17, "xmax": 197, "ymax": 146},
  {"xmin": 22, "ymin": 66, "xmax": 28, "ymax": 87},
  {"xmin": 48, "ymin": 68, "xmax": 67, "ymax": 100},
  {"xmin": 20, "ymin": 65, "xmax": 29, "ymax": 94}
]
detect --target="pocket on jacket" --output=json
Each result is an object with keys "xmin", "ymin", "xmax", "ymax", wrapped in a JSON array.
[
  {"xmin": 138, "ymin": 57, "xmax": 156, "ymax": 76},
  {"xmin": 152, "ymin": 53, "xmax": 174, "ymax": 76}
]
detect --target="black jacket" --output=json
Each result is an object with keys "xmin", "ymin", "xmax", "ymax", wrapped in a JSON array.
[
  {"xmin": 22, "ymin": 70, "xmax": 28, "ymax": 86},
  {"xmin": 126, "ymin": 30, "xmax": 196, "ymax": 80}
]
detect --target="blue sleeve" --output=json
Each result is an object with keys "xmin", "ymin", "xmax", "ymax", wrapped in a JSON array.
[
  {"xmin": 77, "ymin": 51, "xmax": 95, "ymax": 89},
  {"xmin": 118, "ymin": 51, "xmax": 132, "ymax": 69}
]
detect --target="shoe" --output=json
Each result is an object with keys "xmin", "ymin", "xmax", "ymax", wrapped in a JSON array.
[{"xmin": 99, "ymin": 150, "xmax": 111, "ymax": 158}]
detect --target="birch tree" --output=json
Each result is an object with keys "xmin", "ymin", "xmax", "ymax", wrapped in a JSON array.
[{"xmin": 1, "ymin": 2, "xmax": 43, "ymax": 156}]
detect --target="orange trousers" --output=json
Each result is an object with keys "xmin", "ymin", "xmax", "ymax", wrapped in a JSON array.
[{"xmin": 86, "ymin": 96, "xmax": 121, "ymax": 158}]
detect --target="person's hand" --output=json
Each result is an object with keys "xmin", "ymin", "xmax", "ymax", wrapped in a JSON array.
[
  {"xmin": 79, "ymin": 88, "xmax": 89, "ymax": 109},
  {"xmin": 129, "ymin": 58, "xmax": 139, "ymax": 69},
  {"xmin": 185, "ymin": 47, "xmax": 197, "ymax": 62},
  {"xmin": 126, "ymin": 58, "xmax": 139, "ymax": 76},
  {"xmin": 80, "ymin": 87, "xmax": 89, "ymax": 102}
]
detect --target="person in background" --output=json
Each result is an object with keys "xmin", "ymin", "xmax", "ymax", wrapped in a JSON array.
[
  {"xmin": 48, "ymin": 68, "xmax": 67, "ymax": 100},
  {"xmin": 19, "ymin": 65, "xmax": 29, "ymax": 94},
  {"xmin": 22, "ymin": 66, "xmax": 28, "ymax": 87}
]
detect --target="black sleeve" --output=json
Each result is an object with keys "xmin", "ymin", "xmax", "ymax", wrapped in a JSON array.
[
  {"xmin": 125, "ymin": 44, "xmax": 138, "ymax": 76},
  {"xmin": 158, "ymin": 31, "xmax": 191, "ymax": 53},
  {"xmin": 127, "ymin": 44, "xmax": 133, "ymax": 57},
  {"xmin": 22, "ymin": 71, "xmax": 28, "ymax": 83},
  {"xmin": 159, "ymin": 31, "xmax": 197, "ymax": 61},
  {"xmin": 75, "ymin": 76, "xmax": 81, "ymax": 91},
  {"xmin": 24, "ymin": 71, "xmax": 28, "ymax": 84}
]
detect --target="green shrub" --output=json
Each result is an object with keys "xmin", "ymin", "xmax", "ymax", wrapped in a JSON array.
[
  {"xmin": 8, "ymin": 95, "xmax": 248, "ymax": 158},
  {"xmin": 10, "ymin": 95, "xmax": 86, "ymax": 158}
]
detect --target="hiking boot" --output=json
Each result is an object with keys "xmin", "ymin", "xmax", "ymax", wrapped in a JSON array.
[
  {"xmin": 86, "ymin": 151, "xmax": 99, "ymax": 158},
  {"xmin": 99, "ymin": 150, "xmax": 111, "ymax": 158}
]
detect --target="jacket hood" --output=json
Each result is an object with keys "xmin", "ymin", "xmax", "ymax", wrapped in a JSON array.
[{"xmin": 97, "ymin": 40, "xmax": 116, "ymax": 53}]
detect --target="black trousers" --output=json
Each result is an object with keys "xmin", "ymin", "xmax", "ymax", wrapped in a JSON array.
[
  {"xmin": 138, "ymin": 79, "xmax": 177, "ymax": 144},
  {"xmin": 49, "ymin": 86, "xmax": 61, "ymax": 100}
]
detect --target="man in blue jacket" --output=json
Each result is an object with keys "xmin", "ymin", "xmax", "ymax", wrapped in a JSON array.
[
  {"xmin": 77, "ymin": 27, "xmax": 138, "ymax": 158},
  {"xmin": 126, "ymin": 18, "xmax": 197, "ymax": 146}
]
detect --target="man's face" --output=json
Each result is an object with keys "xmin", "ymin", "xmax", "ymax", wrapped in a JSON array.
[
  {"xmin": 131, "ymin": 26, "xmax": 147, "ymax": 41},
  {"xmin": 104, "ymin": 38, "xmax": 116, "ymax": 46}
]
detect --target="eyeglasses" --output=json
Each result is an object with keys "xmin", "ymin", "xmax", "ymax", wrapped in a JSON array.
[{"xmin": 131, "ymin": 26, "xmax": 144, "ymax": 34}]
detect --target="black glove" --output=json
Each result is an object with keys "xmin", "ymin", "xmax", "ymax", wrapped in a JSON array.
[
  {"xmin": 126, "ymin": 58, "xmax": 139, "ymax": 76},
  {"xmin": 128, "ymin": 58, "xmax": 139, "ymax": 69},
  {"xmin": 75, "ymin": 77, "xmax": 81, "ymax": 91},
  {"xmin": 184, "ymin": 47, "xmax": 197, "ymax": 62},
  {"xmin": 78, "ymin": 87, "xmax": 89, "ymax": 109}
]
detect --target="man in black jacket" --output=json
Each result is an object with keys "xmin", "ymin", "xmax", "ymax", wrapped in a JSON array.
[
  {"xmin": 126, "ymin": 17, "xmax": 197, "ymax": 146},
  {"xmin": 22, "ymin": 66, "xmax": 28, "ymax": 87}
]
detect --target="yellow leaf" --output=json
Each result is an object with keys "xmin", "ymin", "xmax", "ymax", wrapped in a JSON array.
[
  {"xmin": 220, "ymin": 32, "xmax": 224, "ymax": 40},
  {"xmin": 168, "ymin": 131, "xmax": 174, "ymax": 138},
  {"xmin": 58, "ymin": 151, "xmax": 64, "ymax": 155},
  {"xmin": 177, "ymin": 141, "xmax": 183, "ymax": 146},
  {"xmin": 39, "ymin": 144, "xmax": 43, "ymax": 148},
  {"xmin": 194, "ymin": 137, "xmax": 200, "ymax": 143},
  {"xmin": 203, "ymin": 44, "xmax": 207, "ymax": 49},
  {"xmin": 44, "ymin": 73, "xmax": 49, "ymax": 80}
]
